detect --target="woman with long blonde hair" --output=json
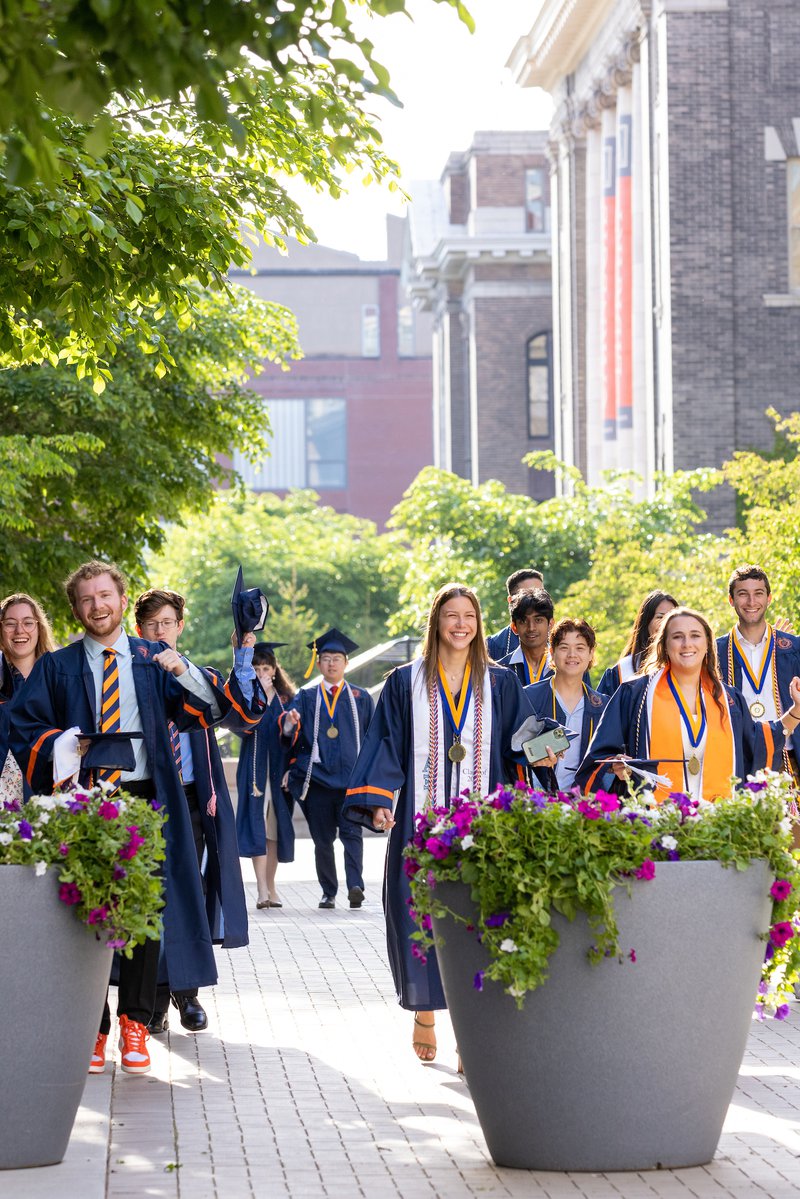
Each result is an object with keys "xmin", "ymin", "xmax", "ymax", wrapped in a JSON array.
[
  {"xmin": 577, "ymin": 607, "xmax": 800, "ymax": 801},
  {"xmin": 343, "ymin": 583, "xmax": 533, "ymax": 1065},
  {"xmin": 0, "ymin": 591, "xmax": 56, "ymax": 801}
]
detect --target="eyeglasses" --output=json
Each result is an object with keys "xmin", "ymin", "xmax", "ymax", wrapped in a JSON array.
[
  {"xmin": 141, "ymin": 618, "xmax": 179, "ymax": 631},
  {"xmin": 1, "ymin": 619, "xmax": 38, "ymax": 632}
]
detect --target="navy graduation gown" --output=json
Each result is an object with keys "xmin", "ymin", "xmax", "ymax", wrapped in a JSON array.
[
  {"xmin": 486, "ymin": 624, "xmax": 519, "ymax": 661},
  {"xmin": 498, "ymin": 649, "xmax": 554, "ymax": 686},
  {"xmin": 716, "ymin": 630, "xmax": 800, "ymax": 712},
  {"xmin": 342, "ymin": 663, "xmax": 532, "ymax": 1011},
  {"xmin": 283, "ymin": 682, "xmax": 375, "ymax": 799},
  {"xmin": 524, "ymin": 677, "xmax": 609, "ymax": 791},
  {"xmin": 574, "ymin": 674, "xmax": 786, "ymax": 795},
  {"xmin": 596, "ymin": 654, "xmax": 642, "ymax": 698},
  {"xmin": 0, "ymin": 656, "xmax": 30, "ymax": 800},
  {"xmin": 8, "ymin": 636, "xmax": 233, "ymax": 992},
  {"xmin": 233, "ymin": 688, "xmax": 295, "ymax": 862}
]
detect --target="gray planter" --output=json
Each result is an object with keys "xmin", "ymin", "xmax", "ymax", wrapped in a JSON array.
[
  {"xmin": 432, "ymin": 860, "xmax": 771, "ymax": 1171},
  {"xmin": 0, "ymin": 865, "xmax": 113, "ymax": 1170}
]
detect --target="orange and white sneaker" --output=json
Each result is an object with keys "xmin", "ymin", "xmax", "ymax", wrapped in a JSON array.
[
  {"xmin": 89, "ymin": 1032, "xmax": 108, "ymax": 1074},
  {"xmin": 118, "ymin": 1015, "xmax": 151, "ymax": 1074}
]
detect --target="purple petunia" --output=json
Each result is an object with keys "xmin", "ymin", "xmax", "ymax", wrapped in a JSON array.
[
  {"xmin": 98, "ymin": 800, "xmax": 120, "ymax": 821},
  {"xmin": 770, "ymin": 879, "xmax": 792, "ymax": 902},
  {"xmin": 770, "ymin": 921, "xmax": 794, "ymax": 948},
  {"xmin": 424, "ymin": 836, "xmax": 451, "ymax": 860},
  {"xmin": 113, "ymin": 864, "xmax": 127, "ymax": 881},
  {"xmin": 411, "ymin": 943, "xmax": 427, "ymax": 965},
  {"xmin": 58, "ymin": 882, "xmax": 82, "ymax": 906},
  {"xmin": 58, "ymin": 842, "xmax": 69, "ymax": 857},
  {"xmin": 635, "ymin": 859, "xmax": 656, "ymax": 881},
  {"xmin": 597, "ymin": 792, "xmax": 621, "ymax": 813},
  {"xmin": 17, "ymin": 819, "xmax": 33, "ymax": 840},
  {"xmin": 744, "ymin": 781, "xmax": 768, "ymax": 793},
  {"xmin": 775, "ymin": 1004, "xmax": 791, "ymax": 1020},
  {"xmin": 473, "ymin": 970, "xmax": 485, "ymax": 992},
  {"xmin": 485, "ymin": 912, "xmax": 511, "ymax": 928},
  {"xmin": 3, "ymin": 797, "xmax": 21, "ymax": 812},
  {"xmin": 577, "ymin": 800, "xmax": 601, "ymax": 820},
  {"xmin": 87, "ymin": 906, "xmax": 110, "ymax": 925},
  {"xmin": 118, "ymin": 826, "xmax": 146, "ymax": 860}
]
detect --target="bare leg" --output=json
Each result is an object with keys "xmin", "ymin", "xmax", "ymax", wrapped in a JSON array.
[
  {"xmin": 266, "ymin": 839, "xmax": 280, "ymax": 904},
  {"xmin": 412, "ymin": 1010, "xmax": 436, "ymax": 1062},
  {"xmin": 252, "ymin": 855, "xmax": 269, "ymax": 905}
]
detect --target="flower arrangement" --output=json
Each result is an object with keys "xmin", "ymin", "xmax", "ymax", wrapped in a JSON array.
[
  {"xmin": 0, "ymin": 787, "xmax": 165, "ymax": 951},
  {"xmin": 404, "ymin": 770, "xmax": 800, "ymax": 1019}
]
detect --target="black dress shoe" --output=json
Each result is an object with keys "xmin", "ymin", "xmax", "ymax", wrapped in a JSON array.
[
  {"xmin": 348, "ymin": 886, "xmax": 365, "ymax": 909},
  {"xmin": 147, "ymin": 1009, "xmax": 169, "ymax": 1034},
  {"xmin": 171, "ymin": 993, "xmax": 208, "ymax": 1032},
  {"xmin": 318, "ymin": 896, "xmax": 335, "ymax": 909}
]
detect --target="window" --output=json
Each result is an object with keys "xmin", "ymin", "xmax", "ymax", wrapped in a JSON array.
[
  {"xmin": 233, "ymin": 399, "xmax": 347, "ymax": 489},
  {"xmin": 525, "ymin": 169, "xmax": 547, "ymax": 233},
  {"xmin": 527, "ymin": 332, "xmax": 552, "ymax": 439},
  {"xmin": 789, "ymin": 159, "xmax": 800, "ymax": 292},
  {"xmin": 397, "ymin": 304, "xmax": 416, "ymax": 357},
  {"xmin": 362, "ymin": 304, "xmax": 380, "ymax": 357}
]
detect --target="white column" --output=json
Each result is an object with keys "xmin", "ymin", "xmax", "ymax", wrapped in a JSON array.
[
  {"xmin": 558, "ymin": 136, "xmax": 575, "ymax": 476},
  {"xmin": 632, "ymin": 41, "xmax": 657, "ymax": 497},
  {"xmin": 584, "ymin": 123, "xmax": 603, "ymax": 485},
  {"xmin": 600, "ymin": 103, "xmax": 618, "ymax": 472},
  {"xmin": 614, "ymin": 85, "xmax": 634, "ymax": 476}
]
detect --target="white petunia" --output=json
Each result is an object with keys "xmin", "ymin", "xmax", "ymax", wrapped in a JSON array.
[
  {"xmin": 0, "ymin": 831, "xmax": 12, "ymax": 845},
  {"xmin": 36, "ymin": 812, "xmax": 50, "ymax": 825},
  {"xmin": 660, "ymin": 835, "xmax": 678, "ymax": 851},
  {"xmin": 34, "ymin": 861, "xmax": 47, "ymax": 877},
  {"xmin": 499, "ymin": 938, "xmax": 518, "ymax": 953},
  {"xmin": 780, "ymin": 818, "xmax": 792, "ymax": 835},
  {"xmin": 460, "ymin": 835, "xmax": 474, "ymax": 850}
]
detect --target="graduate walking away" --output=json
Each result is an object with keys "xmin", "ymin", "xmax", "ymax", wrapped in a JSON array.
[
  {"xmin": 343, "ymin": 584, "xmax": 533, "ymax": 1065},
  {"xmin": 576, "ymin": 607, "xmax": 800, "ymax": 801},
  {"xmin": 232, "ymin": 641, "xmax": 297, "ymax": 909},
  {"xmin": 283, "ymin": 629, "xmax": 374, "ymax": 910},
  {"xmin": 9, "ymin": 561, "xmax": 232, "ymax": 1075}
]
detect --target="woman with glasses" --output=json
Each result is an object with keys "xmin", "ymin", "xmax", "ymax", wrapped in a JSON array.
[{"xmin": 0, "ymin": 592, "xmax": 56, "ymax": 801}]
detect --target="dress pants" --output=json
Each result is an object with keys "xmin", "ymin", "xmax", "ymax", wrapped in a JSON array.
[
  {"xmin": 155, "ymin": 782, "xmax": 205, "ymax": 1011},
  {"xmin": 304, "ymin": 779, "xmax": 364, "ymax": 898}
]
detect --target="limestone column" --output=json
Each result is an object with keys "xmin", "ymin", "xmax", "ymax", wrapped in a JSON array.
[
  {"xmin": 584, "ymin": 120, "xmax": 603, "ymax": 485},
  {"xmin": 600, "ymin": 103, "xmax": 618, "ymax": 471}
]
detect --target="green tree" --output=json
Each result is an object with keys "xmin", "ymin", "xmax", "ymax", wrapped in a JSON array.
[
  {"xmin": 0, "ymin": 285, "xmax": 300, "ymax": 633},
  {"xmin": 146, "ymin": 489, "xmax": 401, "ymax": 680}
]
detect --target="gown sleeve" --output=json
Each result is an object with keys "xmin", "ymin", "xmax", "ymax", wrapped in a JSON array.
[
  {"xmin": 574, "ymin": 683, "xmax": 635, "ymax": 794},
  {"xmin": 344, "ymin": 668, "xmax": 409, "ymax": 830}
]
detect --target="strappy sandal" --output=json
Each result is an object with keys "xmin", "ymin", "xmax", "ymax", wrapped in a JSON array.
[{"xmin": 413, "ymin": 1014, "xmax": 436, "ymax": 1062}]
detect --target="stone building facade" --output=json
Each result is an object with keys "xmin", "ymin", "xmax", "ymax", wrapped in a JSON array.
[
  {"xmin": 406, "ymin": 132, "xmax": 555, "ymax": 500},
  {"xmin": 509, "ymin": 0, "xmax": 800, "ymax": 526}
]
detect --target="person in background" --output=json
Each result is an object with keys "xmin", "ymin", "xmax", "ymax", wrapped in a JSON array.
[
  {"xmin": 343, "ymin": 583, "xmax": 536, "ymax": 1066},
  {"xmin": 0, "ymin": 592, "xmax": 56, "ymax": 803},
  {"xmin": 499, "ymin": 588, "xmax": 555, "ymax": 686},
  {"xmin": 524, "ymin": 618, "xmax": 608, "ymax": 792},
  {"xmin": 596, "ymin": 590, "xmax": 678, "ymax": 697},
  {"xmin": 233, "ymin": 641, "xmax": 297, "ymax": 910},
  {"xmin": 282, "ymin": 629, "xmax": 374, "ymax": 911},
  {"xmin": 133, "ymin": 587, "xmax": 253, "ymax": 1035},
  {"xmin": 486, "ymin": 568, "xmax": 544, "ymax": 661}
]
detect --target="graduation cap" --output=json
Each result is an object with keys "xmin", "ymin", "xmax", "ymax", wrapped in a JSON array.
[
  {"xmin": 253, "ymin": 641, "xmax": 287, "ymax": 654},
  {"xmin": 80, "ymin": 731, "xmax": 144, "ymax": 772},
  {"xmin": 231, "ymin": 565, "xmax": 269, "ymax": 646},
  {"xmin": 303, "ymin": 627, "xmax": 358, "ymax": 678}
]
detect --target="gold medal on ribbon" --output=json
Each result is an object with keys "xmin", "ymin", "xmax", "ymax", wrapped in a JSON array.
[
  {"xmin": 448, "ymin": 740, "xmax": 467, "ymax": 763},
  {"xmin": 688, "ymin": 754, "xmax": 701, "ymax": 777},
  {"xmin": 326, "ymin": 726, "xmax": 339, "ymax": 739},
  {"xmin": 749, "ymin": 700, "xmax": 766, "ymax": 719}
]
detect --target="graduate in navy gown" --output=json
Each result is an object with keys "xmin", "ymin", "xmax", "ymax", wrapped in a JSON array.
[
  {"xmin": 498, "ymin": 587, "xmax": 555, "ymax": 685},
  {"xmin": 133, "ymin": 587, "xmax": 253, "ymax": 1034},
  {"xmin": 282, "ymin": 629, "xmax": 374, "ymax": 909},
  {"xmin": 596, "ymin": 590, "xmax": 677, "ymax": 696},
  {"xmin": 485, "ymin": 567, "xmax": 544, "ymax": 661},
  {"xmin": 232, "ymin": 641, "xmax": 297, "ymax": 909},
  {"xmin": 0, "ymin": 592, "xmax": 56, "ymax": 803},
  {"xmin": 525, "ymin": 618, "xmax": 608, "ymax": 792},
  {"xmin": 9, "ymin": 560, "xmax": 234, "ymax": 1075},
  {"xmin": 716, "ymin": 564, "xmax": 800, "ymax": 779},
  {"xmin": 343, "ymin": 583, "xmax": 541, "ymax": 1065},
  {"xmin": 576, "ymin": 607, "xmax": 800, "ymax": 802}
]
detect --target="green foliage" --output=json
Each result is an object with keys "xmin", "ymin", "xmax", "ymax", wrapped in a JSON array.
[
  {"xmin": 0, "ymin": 787, "xmax": 165, "ymax": 952},
  {"xmin": 146, "ymin": 489, "xmax": 402, "ymax": 680},
  {"xmin": 405, "ymin": 774, "xmax": 800, "ymax": 1016},
  {"xmin": 383, "ymin": 461, "xmax": 720, "ymax": 644},
  {"xmin": 0, "ymin": 286, "xmax": 300, "ymax": 636}
]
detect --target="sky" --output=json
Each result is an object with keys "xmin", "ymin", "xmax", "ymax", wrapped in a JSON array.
[{"xmin": 287, "ymin": 0, "xmax": 555, "ymax": 260}]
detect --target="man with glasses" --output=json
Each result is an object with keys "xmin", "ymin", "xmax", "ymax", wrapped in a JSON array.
[
  {"xmin": 281, "ymin": 628, "xmax": 374, "ymax": 909},
  {"xmin": 133, "ymin": 588, "xmax": 254, "ymax": 1035}
]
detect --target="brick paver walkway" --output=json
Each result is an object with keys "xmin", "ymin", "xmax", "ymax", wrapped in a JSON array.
[{"xmin": 6, "ymin": 838, "xmax": 800, "ymax": 1198}]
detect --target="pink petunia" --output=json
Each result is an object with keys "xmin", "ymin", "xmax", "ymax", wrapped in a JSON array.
[
  {"xmin": 770, "ymin": 921, "xmax": 795, "ymax": 948},
  {"xmin": 770, "ymin": 879, "xmax": 792, "ymax": 902},
  {"xmin": 635, "ymin": 859, "xmax": 656, "ymax": 881}
]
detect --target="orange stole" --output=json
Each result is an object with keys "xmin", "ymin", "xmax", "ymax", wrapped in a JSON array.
[{"xmin": 649, "ymin": 671, "xmax": 734, "ymax": 802}]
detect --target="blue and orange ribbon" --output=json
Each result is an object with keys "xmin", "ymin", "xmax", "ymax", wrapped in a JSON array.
[
  {"xmin": 437, "ymin": 661, "xmax": 472, "ymax": 742},
  {"xmin": 666, "ymin": 670, "xmax": 706, "ymax": 750},
  {"xmin": 731, "ymin": 624, "xmax": 774, "ymax": 699}
]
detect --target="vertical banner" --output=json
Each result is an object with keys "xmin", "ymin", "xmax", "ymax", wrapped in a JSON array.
[
  {"xmin": 616, "ymin": 108, "xmax": 633, "ymax": 438},
  {"xmin": 601, "ymin": 116, "xmax": 617, "ymax": 451}
]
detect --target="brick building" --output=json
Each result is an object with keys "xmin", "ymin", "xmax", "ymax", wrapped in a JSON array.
[
  {"xmin": 230, "ymin": 216, "xmax": 433, "ymax": 528},
  {"xmin": 406, "ymin": 131, "xmax": 555, "ymax": 500},
  {"xmin": 509, "ymin": 0, "xmax": 800, "ymax": 526}
]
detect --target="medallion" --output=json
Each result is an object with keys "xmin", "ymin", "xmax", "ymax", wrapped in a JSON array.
[
  {"xmin": 326, "ymin": 726, "xmax": 339, "ymax": 739},
  {"xmin": 749, "ymin": 700, "xmax": 766, "ymax": 719},
  {"xmin": 687, "ymin": 753, "xmax": 701, "ymax": 777},
  {"xmin": 448, "ymin": 740, "xmax": 467, "ymax": 763}
]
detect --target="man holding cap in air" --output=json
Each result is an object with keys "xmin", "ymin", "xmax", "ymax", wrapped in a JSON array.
[{"xmin": 281, "ymin": 629, "xmax": 374, "ymax": 910}]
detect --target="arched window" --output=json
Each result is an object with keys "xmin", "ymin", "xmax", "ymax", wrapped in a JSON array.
[{"xmin": 527, "ymin": 332, "xmax": 552, "ymax": 439}]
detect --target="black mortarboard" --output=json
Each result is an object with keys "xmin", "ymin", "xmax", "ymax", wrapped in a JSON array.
[
  {"xmin": 303, "ymin": 628, "xmax": 358, "ymax": 678},
  {"xmin": 231, "ymin": 565, "xmax": 269, "ymax": 645},
  {"xmin": 253, "ymin": 641, "xmax": 287, "ymax": 654},
  {"xmin": 81, "ymin": 731, "xmax": 144, "ymax": 772}
]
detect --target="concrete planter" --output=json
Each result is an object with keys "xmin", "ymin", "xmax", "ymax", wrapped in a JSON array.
[
  {"xmin": 432, "ymin": 860, "xmax": 771, "ymax": 1171},
  {"xmin": 0, "ymin": 865, "xmax": 113, "ymax": 1170}
]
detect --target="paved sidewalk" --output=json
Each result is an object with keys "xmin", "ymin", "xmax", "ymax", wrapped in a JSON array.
[{"xmin": 5, "ymin": 838, "xmax": 800, "ymax": 1199}]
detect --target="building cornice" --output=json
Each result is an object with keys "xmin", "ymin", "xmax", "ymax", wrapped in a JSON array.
[{"xmin": 408, "ymin": 235, "xmax": 551, "ymax": 308}]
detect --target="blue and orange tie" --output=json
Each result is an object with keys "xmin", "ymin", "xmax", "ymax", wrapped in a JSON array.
[
  {"xmin": 99, "ymin": 648, "xmax": 121, "ymax": 791},
  {"xmin": 168, "ymin": 720, "xmax": 183, "ymax": 782}
]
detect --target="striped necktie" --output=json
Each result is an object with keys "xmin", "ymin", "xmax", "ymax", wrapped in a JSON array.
[
  {"xmin": 99, "ymin": 648, "xmax": 121, "ymax": 791},
  {"xmin": 168, "ymin": 720, "xmax": 183, "ymax": 782}
]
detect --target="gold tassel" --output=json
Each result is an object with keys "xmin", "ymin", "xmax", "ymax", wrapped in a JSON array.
[{"xmin": 303, "ymin": 640, "xmax": 317, "ymax": 679}]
